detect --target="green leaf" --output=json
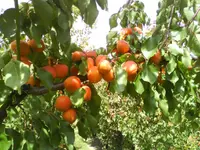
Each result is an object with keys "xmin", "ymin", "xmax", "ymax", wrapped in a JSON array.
[
  {"xmin": 166, "ymin": 56, "xmax": 177, "ymax": 74},
  {"xmin": 0, "ymin": 80, "xmax": 12, "ymax": 104},
  {"xmin": 181, "ymin": 48, "xmax": 192, "ymax": 68},
  {"xmin": 6, "ymin": 128, "xmax": 23, "ymax": 150},
  {"xmin": 24, "ymin": 131, "xmax": 35, "ymax": 143},
  {"xmin": 87, "ymin": 85, "xmax": 101, "ymax": 117},
  {"xmin": 32, "ymin": 0, "xmax": 55, "ymax": 27},
  {"xmin": 141, "ymin": 35, "xmax": 161, "ymax": 59},
  {"xmin": 171, "ymin": 109, "xmax": 181, "ymax": 123},
  {"xmin": 0, "ymin": 133, "xmax": 12, "ymax": 150},
  {"xmin": 70, "ymin": 88, "xmax": 85, "ymax": 107},
  {"xmin": 3, "ymin": 60, "xmax": 30, "ymax": 93},
  {"xmin": 77, "ymin": 121, "xmax": 88, "ymax": 139},
  {"xmin": 141, "ymin": 63, "xmax": 159, "ymax": 84},
  {"xmin": 30, "ymin": 24, "xmax": 43, "ymax": 45},
  {"xmin": 143, "ymin": 87, "xmax": 156, "ymax": 114},
  {"xmin": 78, "ymin": 59, "xmax": 87, "ymax": 76},
  {"xmin": 37, "ymin": 68, "xmax": 53, "ymax": 90},
  {"xmin": 56, "ymin": 28, "xmax": 71, "ymax": 44},
  {"xmin": 159, "ymin": 100, "xmax": 169, "ymax": 117},
  {"xmin": 167, "ymin": 70, "xmax": 179, "ymax": 85},
  {"xmin": 168, "ymin": 43, "xmax": 183, "ymax": 56},
  {"xmin": 188, "ymin": 34, "xmax": 200, "ymax": 56},
  {"xmin": 106, "ymin": 31, "xmax": 118, "ymax": 43},
  {"xmin": 58, "ymin": 11, "xmax": 69, "ymax": 30},
  {"xmin": 0, "ymin": 56, "xmax": 5, "ymax": 69},
  {"xmin": 109, "ymin": 13, "xmax": 118, "ymax": 29},
  {"xmin": 96, "ymin": 0, "xmax": 108, "ymax": 10},
  {"xmin": 183, "ymin": 7, "xmax": 194, "ymax": 21},
  {"xmin": 114, "ymin": 67, "xmax": 127, "ymax": 93},
  {"xmin": 50, "ymin": 129, "xmax": 61, "ymax": 147},
  {"xmin": 77, "ymin": 0, "xmax": 90, "ymax": 14},
  {"xmin": 127, "ymin": 11, "xmax": 137, "ymax": 24},
  {"xmin": 84, "ymin": 0, "xmax": 99, "ymax": 26},
  {"xmin": 86, "ymin": 114, "xmax": 98, "ymax": 129},
  {"xmin": 0, "ymin": 8, "xmax": 16, "ymax": 38},
  {"xmin": 180, "ymin": 0, "xmax": 188, "ymax": 12},
  {"xmin": 60, "ymin": 121, "xmax": 75, "ymax": 145},
  {"xmin": 134, "ymin": 76, "xmax": 144, "ymax": 94},
  {"xmin": 171, "ymin": 28, "xmax": 187, "ymax": 41},
  {"xmin": 0, "ymin": 51, "xmax": 12, "ymax": 70}
]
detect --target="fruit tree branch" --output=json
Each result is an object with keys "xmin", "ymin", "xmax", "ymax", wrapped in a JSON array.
[
  {"xmin": 14, "ymin": 0, "xmax": 21, "ymax": 60},
  {"xmin": 159, "ymin": 5, "xmax": 175, "ymax": 50},
  {"xmin": 26, "ymin": 82, "xmax": 64, "ymax": 95},
  {"xmin": 0, "ymin": 82, "xmax": 65, "ymax": 124},
  {"xmin": 186, "ymin": 7, "xmax": 200, "ymax": 27}
]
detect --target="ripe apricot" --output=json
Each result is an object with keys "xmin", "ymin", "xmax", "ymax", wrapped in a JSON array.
[
  {"xmin": 53, "ymin": 64, "xmax": 69, "ymax": 78},
  {"xmin": 87, "ymin": 57, "xmax": 95, "ymax": 71},
  {"xmin": 127, "ymin": 74, "xmax": 137, "ymax": 81},
  {"xmin": 120, "ymin": 28, "xmax": 133, "ymax": 36},
  {"xmin": 72, "ymin": 51, "xmax": 86, "ymax": 62},
  {"xmin": 55, "ymin": 95, "xmax": 72, "ymax": 112},
  {"xmin": 64, "ymin": 76, "xmax": 81, "ymax": 92},
  {"xmin": 122, "ymin": 61, "xmax": 138, "ymax": 76},
  {"xmin": 95, "ymin": 55, "xmax": 107, "ymax": 66},
  {"xmin": 27, "ymin": 39, "xmax": 45, "ymax": 52},
  {"xmin": 150, "ymin": 50, "xmax": 162, "ymax": 65},
  {"xmin": 70, "ymin": 65, "xmax": 79, "ymax": 76},
  {"xmin": 42, "ymin": 66, "xmax": 57, "ymax": 78},
  {"xmin": 63, "ymin": 108, "xmax": 77, "ymax": 124},
  {"xmin": 133, "ymin": 27, "xmax": 143, "ymax": 34},
  {"xmin": 10, "ymin": 40, "xmax": 30, "ymax": 56},
  {"xmin": 85, "ymin": 50, "xmax": 97, "ymax": 58},
  {"xmin": 98, "ymin": 59, "xmax": 112, "ymax": 75},
  {"xmin": 87, "ymin": 66, "xmax": 102, "ymax": 83},
  {"xmin": 20, "ymin": 57, "xmax": 32, "ymax": 66},
  {"xmin": 26, "ymin": 75, "xmax": 40, "ymax": 87},
  {"xmin": 117, "ymin": 40, "xmax": 130, "ymax": 54},
  {"xmin": 102, "ymin": 69, "xmax": 115, "ymax": 82},
  {"xmin": 12, "ymin": 56, "xmax": 32, "ymax": 66},
  {"xmin": 82, "ymin": 85, "xmax": 92, "ymax": 102}
]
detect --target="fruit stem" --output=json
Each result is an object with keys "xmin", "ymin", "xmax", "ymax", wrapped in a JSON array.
[{"xmin": 14, "ymin": 0, "xmax": 21, "ymax": 60}]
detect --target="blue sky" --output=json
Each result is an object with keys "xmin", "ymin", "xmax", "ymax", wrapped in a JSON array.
[{"xmin": 0, "ymin": 0, "xmax": 159, "ymax": 48}]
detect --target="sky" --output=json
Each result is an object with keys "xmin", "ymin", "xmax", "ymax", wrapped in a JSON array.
[{"xmin": 0, "ymin": 0, "xmax": 159, "ymax": 48}]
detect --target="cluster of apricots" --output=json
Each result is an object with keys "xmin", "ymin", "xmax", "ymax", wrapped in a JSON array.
[
  {"xmin": 113, "ymin": 26, "xmax": 164, "ymax": 83},
  {"xmin": 9, "ymin": 25, "xmax": 164, "ymax": 123}
]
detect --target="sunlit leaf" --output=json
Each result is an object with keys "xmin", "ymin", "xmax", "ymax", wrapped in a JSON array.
[
  {"xmin": 114, "ymin": 67, "xmax": 127, "ymax": 93},
  {"xmin": 141, "ymin": 35, "xmax": 161, "ymax": 59},
  {"xmin": 168, "ymin": 43, "xmax": 183, "ymax": 56},
  {"xmin": 109, "ymin": 13, "xmax": 118, "ymax": 29},
  {"xmin": 141, "ymin": 63, "xmax": 159, "ymax": 84},
  {"xmin": 37, "ymin": 67, "xmax": 53, "ymax": 90},
  {"xmin": 84, "ymin": 0, "xmax": 99, "ymax": 26},
  {"xmin": 3, "ymin": 60, "xmax": 30, "ymax": 93},
  {"xmin": 70, "ymin": 88, "xmax": 85, "ymax": 107}
]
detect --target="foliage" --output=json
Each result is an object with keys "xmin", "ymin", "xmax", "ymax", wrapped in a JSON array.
[{"xmin": 0, "ymin": 0, "xmax": 200, "ymax": 149}]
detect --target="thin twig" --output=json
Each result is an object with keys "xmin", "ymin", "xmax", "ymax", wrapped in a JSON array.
[
  {"xmin": 14, "ymin": 0, "xmax": 21, "ymax": 60},
  {"xmin": 186, "ymin": 7, "xmax": 200, "ymax": 27},
  {"xmin": 159, "ymin": 5, "xmax": 175, "ymax": 49}
]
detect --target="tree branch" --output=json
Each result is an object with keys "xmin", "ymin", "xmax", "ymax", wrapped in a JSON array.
[
  {"xmin": 26, "ymin": 82, "xmax": 64, "ymax": 95},
  {"xmin": 159, "ymin": 5, "xmax": 175, "ymax": 49},
  {"xmin": 186, "ymin": 7, "xmax": 200, "ymax": 27},
  {"xmin": 14, "ymin": 0, "xmax": 21, "ymax": 60}
]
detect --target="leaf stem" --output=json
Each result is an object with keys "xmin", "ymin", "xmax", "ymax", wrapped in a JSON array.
[{"xmin": 14, "ymin": 0, "xmax": 21, "ymax": 60}]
